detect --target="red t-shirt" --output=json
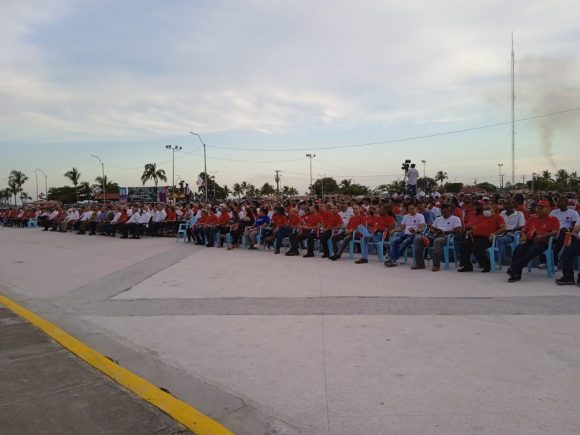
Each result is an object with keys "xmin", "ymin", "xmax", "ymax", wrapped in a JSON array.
[
  {"xmin": 196, "ymin": 215, "xmax": 207, "ymax": 225},
  {"xmin": 288, "ymin": 215, "xmax": 303, "ymax": 228},
  {"xmin": 471, "ymin": 214, "xmax": 505, "ymax": 237},
  {"xmin": 205, "ymin": 214, "xmax": 218, "ymax": 225},
  {"xmin": 166, "ymin": 210, "xmax": 177, "ymax": 221},
  {"xmin": 271, "ymin": 214, "xmax": 288, "ymax": 228},
  {"xmin": 217, "ymin": 213, "xmax": 230, "ymax": 225},
  {"xmin": 524, "ymin": 215, "xmax": 560, "ymax": 238},
  {"xmin": 303, "ymin": 213, "xmax": 322, "ymax": 228},
  {"xmin": 375, "ymin": 215, "xmax": 396, "ymax": 233},
  {"xmin": 324, "ymin": 213, "xmax": 342, "ymax": 229},
  {"xmin": 347, "ymin": 215, "xmax": 366, "ymax": 231}
]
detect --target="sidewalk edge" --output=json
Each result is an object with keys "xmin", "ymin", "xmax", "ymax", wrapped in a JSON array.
[{"xmin": 0, "ymin": 294, "xmax": 233, "ymax": 435}]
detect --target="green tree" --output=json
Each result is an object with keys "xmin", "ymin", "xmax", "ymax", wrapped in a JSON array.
[
  {"xmin": 339, "ymin": 179, "xmax": 353, "ymax": 189},
  {"xmin": 47, "ymin": 186, "xmax": 77, "ymax": 204},
  {"xmin": 0, "ymin": 188, "xmax": 11, "ymax": 205},
  {"xmin": 475, "ymin": 182, "xmax": 497, "ymax": 193},
  {"xmin": 8, "ymin": 170, "xmax": 28, "ymax": 205},
  {"xmin": 260, "ymin": 182, "xmax": 276, "ymax": 196},
  {"xmin": 443, "ymin": 182, "xmax": 463, "ymax": 193},
  {"xmin": 340, "ymin": 183, "xmax": 370, "ymax": 196},
  {"xmin": 64, "ymin": 167, "xmax": 81, "ymax": 204},
  {"xmin": 313, "ymin": 177, "xmax": 339, "ymax": 197},
  {"xmin": 233, "ymin": 183, "xmax": 242, "ymax": 198},
  {"xmin": 245, "ymin": 183, "xmax": 259, "ymax": 198},
  {"xmin": 140, "ymin": 163, "xmax": 167, "ymax": 193}
]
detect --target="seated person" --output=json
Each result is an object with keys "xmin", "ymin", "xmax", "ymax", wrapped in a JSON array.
[
  {"xmin": 550, "ymin": 197, "xmax": 579, "ymax": 257},
  {"xmin": 244, "ymin": 208, "xmax": 270, "ymax": 250},
  {"xmin": 192, "ymin": 210, "xmax": 208, "ymax": 245},
  {"xmin": 285, "ymin": 206, "xmax": 321, "ymax": 256},
  {"xmin": 263, "ymin": 207, "xmax": 288, "ymax": 251},
  {"xmin": 508, "ymin": 200, "xmax": 560, "ymax": 282},
  {"xmin": 330, "ymin": 205, "xmax": 365, "ymax": 261},
  {"xmin": 273, "ymin": 208, "xmax": 302, "ymax": 254},
  {"xmin": 76, "ymin": 207, "xmax": 95, "ymax": 234},
  {"xmin": 120, "ymin": 208, "xmax": 140, "ymax": 239},
  {"xmin": 384, "ymin": 204, "xmax": 426, "ymax": 267},
  {"xmin": 355, "ymin": 206, "xmax": 396, "ymax": 264},
  {"xmin": 458, "ymin": 203, "xmax": 506, "ymax": 273},
  {"xmin": 303, "ymin": 205, "xmax": 325, "ymax": 258},
  {"xmin": 42, "ymin": 208, "xmax": 59, "ymax": 231},
  {"xmin": 130, "ymin": 206, "xmax": 151, "ymax": 239},
  {"xmin": 202, "ymin": 208, "xmax": 219, "ymax": 247},
  {"xmin": 412, "ymin": 204, "xmax": 462, "ymax": 271},
  {"xmin": 555, "ymin": 222, "xmax": 580, "ymax": 286},
  {"xmin": 319, "ymin": 204, "xmax": 343, "ymax": 258},
  {"xmin": 496, "ymin": 201, "xmax": 526, "ymax": 264}
]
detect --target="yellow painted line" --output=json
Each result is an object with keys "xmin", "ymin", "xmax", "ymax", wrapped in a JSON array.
[{"xmin": 0, "ymin": 294, "xmax": 233, "ymax": 435}]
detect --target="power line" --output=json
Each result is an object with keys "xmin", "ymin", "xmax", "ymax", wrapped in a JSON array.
[{"xmin": 203, "ymin": 107, "xmax": 580, "ymax": 152}]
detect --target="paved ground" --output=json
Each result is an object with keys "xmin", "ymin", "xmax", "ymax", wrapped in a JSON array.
[
  {"xmin": 1, "ymin": 227, "xmax": 580, "ymax": 434},
  {"xmin": 0, "ymin": 305, "xmax": 189, "ymax": 435}
]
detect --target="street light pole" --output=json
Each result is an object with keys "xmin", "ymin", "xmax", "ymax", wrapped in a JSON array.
[
  {"xmin": 90, "ymin": 155, "xmax": 106, "ymax": 204},
  {"xmin": 34, "ymin": 170, "xmax": 39, "ymax": 201},
  {"xmin": 306, "ymin": 153, "xmax": 316, "ymax": 196},
  {"xmin": 190, "ymin": 132, "xmax": 208, "ymax": 200},
  {"xmin": 36, "ymin": 169, "xmax": 47, "ymax": 199},
  {"xmin": 498, "ymin": 163, "xmax": 504, "ymax": 193},
  {"xmin": 165, "ymin": 145, "xmax": 183, "ymax": 202},
  {"xmin": 421, "ymin": 160, "xmax": 426, "ymax": 178}
]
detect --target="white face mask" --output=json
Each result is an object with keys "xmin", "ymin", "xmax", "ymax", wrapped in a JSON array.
[
  {"xmin": 568, "ymin": 205, "xmax": 576, "ymax": 210},
  {"xmin": 483, "ymin": 210, "xmax": 493, "ymax": 217}
]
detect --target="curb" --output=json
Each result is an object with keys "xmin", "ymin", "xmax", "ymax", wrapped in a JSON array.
[{"xmin": 0, "ymin": 294, "xmax": 233, "ymax": 435}]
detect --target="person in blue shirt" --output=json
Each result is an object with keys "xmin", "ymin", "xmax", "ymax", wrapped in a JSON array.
[{"xmin": 244, "ymin": 208, "xmax": 270, "ymax": 250}]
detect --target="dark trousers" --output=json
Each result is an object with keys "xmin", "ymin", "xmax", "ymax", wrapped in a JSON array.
[
  {"xmin": 460, "ymin": 236, "xmax": 491, "ymax": 270},
  {"xmin": 510, "ymin": 240, "xmax": 549, "ymax": 275},
  {"xmin": 193, "ymin": 226, "xmax": 205, "ymax": 244},
  {"xmin": 289, "ymin": 230, "xmax": 308, "ymax": 253},
  {"xmin": 204, "ymin": 226, "xmax": 216, "ymax": 246},
  {"xmin": 332, "ymin": 232, "xmax": 354, "ymax": 258},
  {"xmin": 306, "ymin": 231, "xmax": 321, "ymax": 255},
  {"xmin": 318, "ymin": 230, "xmax": 333, "ymax": 256},
  {"xmin": 274, "ymin": 227, "xmax": 294, "ymax": 252},
  {"xmin": 561, "ymin": 238, "xmax": 580, "ymax": 282}
]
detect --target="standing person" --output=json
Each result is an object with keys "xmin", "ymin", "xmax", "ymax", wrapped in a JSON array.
[
  {"xmin": 458, "ymin": 203, "xmax": 506, "ymax": 273},
  {"xmin": 412, "ymin": 204, "xmax": 462, "ymax": 271},
  {"xmin": 507, "ymin": 200, "xmax": 560, "ymax": 283},
  {"xmin": 406, "ymin": 163, "xmax": 420, "ymax": 198}
]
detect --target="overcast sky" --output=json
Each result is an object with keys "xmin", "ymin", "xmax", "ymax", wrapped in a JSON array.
[{"xmin": 1, "ymin": 0, "xmax": 579, "ymax": 194}]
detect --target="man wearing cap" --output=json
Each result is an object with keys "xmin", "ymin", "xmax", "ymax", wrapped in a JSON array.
[{"xmin": 507, "ymin": 200, "xmax": 560, "ymax": 283}]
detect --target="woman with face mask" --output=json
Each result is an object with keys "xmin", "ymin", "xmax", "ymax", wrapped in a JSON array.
[{"xmin": 458, "ymin": 204, "xmax": 507, "ymax": 273}]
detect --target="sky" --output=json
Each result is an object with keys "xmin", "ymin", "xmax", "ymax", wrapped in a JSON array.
[{"xmin": 1, "ymin": 0, "xmax": 579, "ymax": 196}]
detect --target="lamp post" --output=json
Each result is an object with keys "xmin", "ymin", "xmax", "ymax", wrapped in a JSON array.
[
  {"xmin": 498, "ymin": 163, "xmax": 504, "ymax": 193},
  {"xmin": 165, "ymin": 145, "xmax": 182, "ymax": 202},
  {"xmin": 318, "ymin": 173, "xmax": 327, "ymax": 200},
  {"xmin": 90, "ymin": 155, "xmax": 106, "ymax": 203},
  {"xmin": 189, "ymin": 132, "xmax": 208, "ymax": 200},
  {"xmin": 34, "ymin": 170, "xmax": 39, "ymax": 201},
  {"xmin": 421, "ymin": 160, "xmax": 427, "ymax": 178},
  {"xmin": 35, "ymin": 169, "xmax": 47, "ymax": 200},
  {"xmin": 306, "ymin": 153, "xmax": 316, "ymax": 196}
]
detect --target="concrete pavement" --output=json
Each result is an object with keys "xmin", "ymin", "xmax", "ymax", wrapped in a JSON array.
[{"xmin": 1, "ymin": 227, "xmax": 580, "ymax": 434}]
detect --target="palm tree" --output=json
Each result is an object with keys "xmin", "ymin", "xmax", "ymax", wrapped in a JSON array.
[
  {"xmin": 240, "ymin": 181, "xmax": 249, "ymax": 196},
  {"xmin": 339, "ymin": 179, "xmax": 353, "ymax": 190},
  {"xmin": 287, "ymin": 186, "xmax": 299, "ymax": 196},
  {"xmin": 434, "ymin": 171, "xmax": 448, "ymax": 186},
  {"xmin": 64, "ymin": 167, "xmax": 81, "ymax": 204},
  {"xmin": 8, "ymin": 170, "xmax": 28, "ymax": 205},
  {"xmin": 0, "ymin": 188, "xmax": 11, "ymax": 204},
  {"xmin": 140, "ymin": 163, "xmax": 167, "ymax": 193},
  {"xmin": 232, "ymin": 183, "xmax": 242, "ymax": 199},
  {"xmin": 223, "ymin": 185, "xmax": 230, "ymax": 198}
]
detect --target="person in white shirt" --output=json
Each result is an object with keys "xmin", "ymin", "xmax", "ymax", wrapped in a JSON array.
[
  {"xmin": 412, "ymin": 204, "xmax": 462, "ymax": 271},
  {"xmin": 129, "ymin": 206, "xmax": 151, "ymax": 239},
  {"xmin": 42, "ymin": 209, "xmax": 59, "ymax": 231},
  {"xmin": 385, "ymin": 204, "xmax": 426, "ymax": 267},
  {"xmin": 496, "ymin": 202, "xmax": 526, "ymax": 264},
  {"xmin": 121, "ymin": 208, "xmax": 140, "ymax": 238},
  {"xmin": 550, "ymin": 197, "xmax": 580, "ymax": 256},
  {"xmin": 406, "ymin": 164, "xmax": 420, "ymax": 197},
  {"xmin": 76, "ymin": 207, "xmax": 95, "ymax": 234},
  {"xmin": 59, "ymin": 208, "xmax": 79, "ymax": 232},
  {"xmin": 148, "ymin": 204, "xmax": 167, "ymax": 236}
]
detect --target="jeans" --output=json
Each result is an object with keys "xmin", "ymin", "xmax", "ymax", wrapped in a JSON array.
[
  {"xmin": 274, "ymin": 227, "xmax": 294, "ymax": 252},
  {"xmin": 388, "ymin": 233, "xmax": 415, "ymax": 262},
  {"xmin": 357, "ymin": 225, "xmax": 383, "ymax": 259},
  {"xmin": 495, "ymin": 233, "xmax": 515, "ymax": 265},
  {"xmin": 559, "ymin": 238, "xmax": 580, "ymax": 281}
]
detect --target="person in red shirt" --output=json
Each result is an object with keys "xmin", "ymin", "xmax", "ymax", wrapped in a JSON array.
[
  {"xmin": 458, "ymin": 203, "xmax": 506, "ymax": 273},
  {"xmin": 319, "ymin": 204, "xmax": 344, "ymax": 258},
  {"xmin": 273, "ymin": 208, "xmax": 302, "ymax": 254},
  {"xmin": 507, "ymin": 200, "xmax": 560, "ymax": 282},
  {"xmin": 303, "ymin": 205, "xmax": 325, "ymax": 258},
  {"xmin": 192, "ymin": 210, "xmax": 208, "ymax": 245},
  {"xmin": 262, "ymin": 207, "xmax": 288, "ymax": 250},
  {"xmin": 203, "ymin": 208, "xmax": 219, "ymax": 247},
  {"xmin": 213, "ymin": 205, "xmax": 232, "ymax": 248},
  {"xmin": 285, "ymin": 206, "xmax": 321, "ymax": 256},
  {"xmin": 355, "ymin": 206, "xmax": 396, "ymax": 264}
]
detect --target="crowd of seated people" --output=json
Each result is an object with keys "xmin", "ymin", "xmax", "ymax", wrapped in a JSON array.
[{"xmin": 2, "ymin": 191, "xmax": 579, "ymax": 285}]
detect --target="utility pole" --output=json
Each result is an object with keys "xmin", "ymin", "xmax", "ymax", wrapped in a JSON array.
[
  {"xmin": 421, "ymin": 160, "xmax": 427, "ymax": 178},
  {"xmin": 511, "ymin": 32, "xmax": 516, "ymax": 185},
  {"xmin": 190, "ymin": 132, "xmax": 208, "ymax": 200},
  {"xmin": 34, "ymin": 170, "xmax": 39, "ymax": 201},
  {"xmin": 306, "ymin": 154, "xmax": 316, "ymax": 196},
  {"xmin": 498, "ymin": 163, "xmax": 504, "ymax": 193},
  {"xmin": 274, "ymin": 170, "xmax": 281, "ymax": 195},
  {"xmin": 90, "ymin": 155, "xmax": 106, "ymax": 204},
  {"xmin": 36, "ymin": 169, "xmax": 47, "ymax": 199}
]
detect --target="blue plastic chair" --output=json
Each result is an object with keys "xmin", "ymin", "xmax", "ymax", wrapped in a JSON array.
[
  {"xmin": 527, "ymin": 236, "xmax": 555, "ymax": 278},
  {"xmin": 176, "ymin": 222, "xmax": 188, "ymax": 243},
  {"xmin": 486, "ymin": 235, "xmax": 502, "ymax": 272},
  {"xmin": 443, "ymin": 234, "xmax": 458, "ymax": 270}
]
